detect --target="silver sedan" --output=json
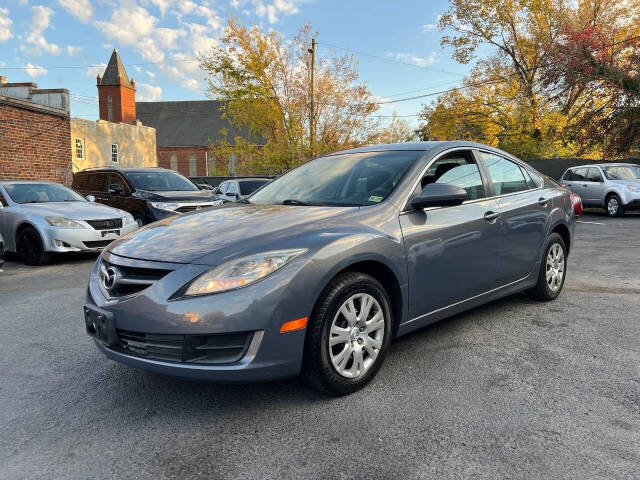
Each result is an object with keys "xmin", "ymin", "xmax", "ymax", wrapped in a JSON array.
[{"xmin": 0, "ymin": 181, "xmax": 138, "ymax": 265}]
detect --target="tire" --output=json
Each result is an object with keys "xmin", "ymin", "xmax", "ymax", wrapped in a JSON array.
[
  {"xmin": 16, "ymin": 226, "xmax": 49, "ymax": 266},
  {"xmin": 526, "ymin": 232, "xmax": 567, "ymax": 301},
  {"xmin": 134, "ymin": 216, "xmax": 145, "ymax": 227},
  {"xmin": 302, "ymin": 272, "xmax": 393, "ymax": 396},
  {"xmin": 605, "ymin": 194, "xmax": 625, "ymax": 217}
]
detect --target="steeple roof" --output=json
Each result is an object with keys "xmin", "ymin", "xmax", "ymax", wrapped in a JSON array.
[{"xmin": 100, "ymin": 49, "xmax": 133, "ymax": 88}]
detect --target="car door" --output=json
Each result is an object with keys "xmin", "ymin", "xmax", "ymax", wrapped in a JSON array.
[
  {"xmin": 399, "ymin": 150, "xmax": 502, "ymax": 319},
  {"xmin": 478, "ymin": 152, "xmax": 549, "ymax": 285},
  {"xmin": 568, "ymin": 168, "xmax": 589, "ymax": 201},
  {"xmin": 105, "ymin": 173, "xmax": 131, "ymax": 214},
  {"xmin": 585, "ymin": 167, "xmax": 605, "ymax": 204},
  {"xmin": 216, "ymin": 181, "xmax": 229, "ymax": 202},
  {"xmin": 86, "ymin": 172, "xmax": 110, "ymax": 206}
]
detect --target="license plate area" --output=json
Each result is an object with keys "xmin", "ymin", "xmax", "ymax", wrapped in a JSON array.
[
  {"xmin": 84, "ymin": 305, "xmax": 118, "ymax": 346},
  {"xmin": 101, "ymin": 229, "xmax": 120, "ymax": 237}
]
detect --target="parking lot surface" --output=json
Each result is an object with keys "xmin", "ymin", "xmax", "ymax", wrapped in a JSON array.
[{"xmin": 1, "ymin": 212, "xmax": 638, "ymax": 479}]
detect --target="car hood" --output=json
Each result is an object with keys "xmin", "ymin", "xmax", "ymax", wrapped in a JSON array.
[
  {"xmin": 133, "ymin": 189, "xmax": 219, "ymax": 202},
  {"xmin": 15, "ymin": 202, "xmax": 126, "ymax": 220},
  {"xmin": 108, "ymin": 204, "xmax": 356, "ymax": 264}
]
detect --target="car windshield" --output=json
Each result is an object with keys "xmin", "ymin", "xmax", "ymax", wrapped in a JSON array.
[
  {"xmin": 3, "ymin": 183, "xmax": 86, "ymax": 204},
  {"xmin": 603, "ymin": 166, "xmax": 640, "ymax": 180},
  {"xmin": 126, "ymin": 171, "xmax": 199, "ymax": 191},
  {"xmin": 239, "ymin": 180, "xmax": 270, "ymax": 195},
  {"xmin": 249, "ymin": 151, "xmax": 421, "ymax": 206}
]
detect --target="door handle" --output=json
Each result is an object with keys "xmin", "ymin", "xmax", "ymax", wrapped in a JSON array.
[
  {"xmin": 583, "ymin": 184, "xmax": 588, "ymax": 187},
  {"xmin": 538, "ymin": 197, "xmax": 550, "ymax": 206},
  {"xmin": 484, "ymin": 211, "xmax": 501, "ymax": 222}
]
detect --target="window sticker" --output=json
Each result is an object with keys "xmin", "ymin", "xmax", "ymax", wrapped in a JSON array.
[{"xmin": 368, "ymin": 195, "xmax": 383, "ymax": 203}]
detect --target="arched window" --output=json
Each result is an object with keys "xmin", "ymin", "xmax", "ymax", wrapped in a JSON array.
[
  {"xmin": 188, "ymin": 154, "xmax": 197, "ymax": 177},
  {"xmin": 107, "ymin": 95, "xmax": 113, "ymax": 122},
  {"xmin": 169, "ymin": 154, "xmax": 178, "ymax": 171}
]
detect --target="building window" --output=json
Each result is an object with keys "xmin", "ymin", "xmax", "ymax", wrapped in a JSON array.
[
  {"xmin": 111, "ymin": 144, "xmax": 119, "ymax": 163},
  {"xmin": 75, "ymin": 138, "xmax": 84, "ymax": 159},
  {"xmin": 170, "ymin": 154, "xmax": 178, "ymax": 171},
  {"xmin": 107, "ymin": 95, "xmax": 113, "ymax": 122},
  {"xmin": 189, "ymin": 154, "xmax": 197, "ymax": 177}
]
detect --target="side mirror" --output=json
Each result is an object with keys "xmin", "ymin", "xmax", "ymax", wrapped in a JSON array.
[
  {"xmin": 410, "ymin": 183, "xmax": 467, "ymax": 210},
  {"xmin": 109, "ymin": 183, "xmax": 123, "ymax": 195},
  {"xmin": 86, "ymin": 195, "xmax": 96, "ymax": 202}
]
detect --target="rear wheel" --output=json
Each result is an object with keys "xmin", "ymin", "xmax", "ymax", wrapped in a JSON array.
[
  {"xmin": 16, "ymin": 227, "xmax": 49, "ymax": 266},
  {"xmin": 526, "ymin": 232, "xmax": 567, "ymax": 301},
  {"xmin": 303, "ymin": 272, "xmax": 392, "ymax": 395},
  {"xmin": 606, "ymin": 194, "xmax": 624, "ymax": 217}
]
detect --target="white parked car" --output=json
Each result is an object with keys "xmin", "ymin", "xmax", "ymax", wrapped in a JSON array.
[{"xmin": 0, "ymin": 181, "xmax": 138, "ymax": 265}]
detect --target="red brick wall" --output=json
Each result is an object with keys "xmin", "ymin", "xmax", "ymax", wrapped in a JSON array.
[
  {"xmin": 157, "ymin": 146, "xmax": 208, "ymax": 177},
  {"xmin": 98, "ymin": 84, "xmax": 137, "ymax": 125},
  {"xmin": 0, "ymin": 104, "xmax": 72, "ymax": 184}
]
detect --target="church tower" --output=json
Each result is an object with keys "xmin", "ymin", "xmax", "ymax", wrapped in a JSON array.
[{"xmin": 97, "ymin": 49, "xmax": 137, "ymax": 124}]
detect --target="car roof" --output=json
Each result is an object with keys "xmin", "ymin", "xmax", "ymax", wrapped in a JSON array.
[
  {"xmin": 568, "ymin": 163, "xmax": 637, "ymax": 170},
  {"xmin": 0, "ymin": 180, "xmax": 61, "ymax": 185},
  {"xmin": 324, "ymin": 140, "xmax": 512, "ymax": 156},
  {"xmin": 236, "ymin": 178, "xmax": 270, "ymax": 182},
  {"xmin": 77, "ymin": 167, "xmax": 175, "ymax": 174}
]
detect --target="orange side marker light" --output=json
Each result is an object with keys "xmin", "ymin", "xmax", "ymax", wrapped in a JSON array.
[{"xmin": 280, "ymin": 317, "xmax": 308, "ymax": 333}]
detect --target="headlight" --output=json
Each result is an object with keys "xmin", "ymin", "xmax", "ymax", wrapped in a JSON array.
[
  {"xmin": 148, "ymin": 201, "xmax": 181, "ymax": 212},
  {"xmin": 45, "ymin": 216, "xmax": 85, "ymax": 228},
  {"xmin": 626, "ymin": 185, "xmax": 640, "ymax": 192},
  {"xmin": 181, "ymin": 249, "xmax": 306, "ymax": 297},
  {"xmin": 123, "ymin": 213, "xmax": 136, "ymax": 225}
]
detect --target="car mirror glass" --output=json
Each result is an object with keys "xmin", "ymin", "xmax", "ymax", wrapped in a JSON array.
[{"xmin": 86, "ymin": 195, "xmax": 96, "ymax": 202}]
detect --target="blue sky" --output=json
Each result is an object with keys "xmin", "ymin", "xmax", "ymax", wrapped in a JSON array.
[{"xmin": 0, "ymin": 0, "xmax": 477, "ymax": 128}]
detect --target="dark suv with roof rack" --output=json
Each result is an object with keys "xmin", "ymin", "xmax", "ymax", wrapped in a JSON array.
[{"xmin": 73, "ymin": 167, "xmax": 222, "ymax": 226}]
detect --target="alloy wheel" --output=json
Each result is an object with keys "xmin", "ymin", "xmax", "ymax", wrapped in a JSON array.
[
  {"xmin": 546, "ymin": 243, "xmax": 565, "ymax": 293},
  {"xmin": 607, "ymin": 197, "xmax": 619, "ymax": 216},
  {"xmin": 328, "ymin": 293, "xmax": 385, "ymax": 379},
  {"xmin": 18, "ymin": 229, "xmax": 42, "ymax": 264}
]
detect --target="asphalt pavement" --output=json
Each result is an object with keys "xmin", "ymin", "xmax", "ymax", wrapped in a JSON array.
[{"xmin": 1, "ymin": 211, "xmax": 638, "ymax": 479}]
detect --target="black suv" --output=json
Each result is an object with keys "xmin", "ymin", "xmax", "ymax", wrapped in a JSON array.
[{"xmin": 73, "ymin": 167, "xmax": 222, "ymax": 225}]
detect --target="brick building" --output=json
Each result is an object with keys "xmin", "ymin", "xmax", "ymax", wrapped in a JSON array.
[
  {"xmin": 0, "ymin": 77, "xmax": 72, "ymax": 184},
  {"xmin": 136, "ymin": 100, "xmax": 239, "ymax": 177}
]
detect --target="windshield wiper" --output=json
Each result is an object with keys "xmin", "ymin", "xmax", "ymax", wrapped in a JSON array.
[{"xmin": 282, "ymin": 199, "xmax": 314, "ymax": 206}]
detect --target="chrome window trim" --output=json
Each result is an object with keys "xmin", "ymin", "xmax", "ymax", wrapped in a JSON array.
[{"xmin": 400, "ymin": 147, "xmax": 544, "ymax": 214}]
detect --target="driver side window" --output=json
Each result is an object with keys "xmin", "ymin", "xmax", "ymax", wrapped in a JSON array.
[{"xmin": 422, "ymin": 151, "xmax": 486, "ymax": 201}]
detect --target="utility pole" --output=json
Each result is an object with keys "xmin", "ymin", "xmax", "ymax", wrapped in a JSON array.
[{"xmin": 308, "ymin": 37, "xmax": 316, "ymax": 158}]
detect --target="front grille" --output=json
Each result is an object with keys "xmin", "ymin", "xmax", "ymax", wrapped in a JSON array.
[
  {"xmin": 83, "ymin": 240, "xmax": 113, "ymax": 249},
  {"xmin": 115, "ymin": 329, "xmax": 253, "ymax": 364},
  {"xmin": 99, "ymin": 260, "xmax": 172, "ymax": 298},
  {"xmin": 86, "ymin": 218, "xmax": 122, "ymax": 230},
  {"xmin": 175, "ymin": 204, "xmax": 214, "ymax": 213}
]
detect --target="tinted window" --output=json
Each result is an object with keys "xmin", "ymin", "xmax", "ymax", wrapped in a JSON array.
[
  {"xmin": 481, "ymin": 153, "xmax": 529, "ymax": 195},
  {"xmin": 87, "ymin": 173, "xmax": 107, "ymax": 193},
  {"xmin": 434, "ymin": 163, "xmax": 485, "ymax": 200},
  {"xmin": 573, "ymin": 168, "xmax": 588, "ymax": 181},
  {"xmin": 4, "ymin": 183, "xmax": 86, "ymax": 204},
  {"xmin": 251, "ymin": 151, "xmax": 420, "ymax": 207},
  {"xmin": 587, "ymin": 168, "xmax": 603, "ymax": 182},
  {"xmin": 107, "ymin": 173, "xmax": 128, "ymax": 192},
  {"xmin": 239, "ymin": 179, "xmax": 269, "ymax": 195},
  {"xmin": 217, "ymin": 182, "xmax": 228, "ymax": 194},
  {"xmin": 73, "ymin": 173, "xmax": 88, "ymax": 190},
  {"xmin": 562, "ymin": 170, "xmax": 575, "ymax": 181},
  {"xmin": 125, "ymin": 171, "xmax": 198, "ymax": 191}
]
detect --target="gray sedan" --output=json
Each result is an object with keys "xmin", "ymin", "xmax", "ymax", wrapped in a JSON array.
[
  {"xmin": 0, "ymin": 181, "xmax": 138, "ymax": 265},
  {"xmin": 84, "ymin": 141, "xmax": 575, "ymax": 395}
]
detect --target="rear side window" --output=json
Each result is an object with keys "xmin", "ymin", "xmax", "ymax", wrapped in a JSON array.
[
  {"xmin": 480, "ymin": 153, "xmax": 529, "ymax": 195},
  {"xmin": 562, "ymin": 170, "xmax": 575, "ymax": 181},
  {"xmin": 573, "ymin": 168, "xmax": 588, "ymax": 181},
  {"xmin": 73, "ymin": 174, "xmax": 88, "ymax": 190},
  {"xmin": 587, "ymin": 168, "xmax": 603, "ymax": 182},
  {"xmin": 86, "ymin": 173, "xmax": 107, "ymax": 193}
]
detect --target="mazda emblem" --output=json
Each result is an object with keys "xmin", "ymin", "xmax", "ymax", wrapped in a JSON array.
[{"xmin": 103, "ymin": 266, "xmax": 119, "ymax": 291}]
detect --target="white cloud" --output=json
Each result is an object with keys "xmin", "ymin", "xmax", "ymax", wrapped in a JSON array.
[
  {"xmin": 18, "ymin": 0, "xmax": 29, "ymax": 6},
  {"xmin": 143, "ymin": 0, "xmax": 172, "ymax": 17},
  {"xmin": 253, "ymin": 0, "xmax": 299, "ymax": 24},
  {"xmin": 85, "ymin": 62, "xmax": 107, "ymax": 78},
  {"xmin": 24, "ymin": 63, "xmax": 48, "ymax": 78},
  {"xmin": 95, "ymin": 5, "xmax": 157, "ymax": 46},
  {"xmin": 66, "ymin": 45, "xmax": 82, "ymax": 55},
  {"xmin": 154, "ymin": 27, "xmax": 185, "ymax": 49},
  {"xmin": 146, "ymin": 70, "xmax": 156, "ymax": 79},
  {"xmin": 136, "ymin": 82, "xmax": 162, "ymax": 101},
  {"xmin": 58, "ymin": 0, "xmax": 93, "ymax": 22},
  {"xmin": 421, "ymin": 24, "xmax": 438, "ymax": 32},
  {"xmin": 390, "ymin": 51, "xmax": 438, "ymax": 67},
  {"xmin": 0, "ymin": 8, "xmax": 13, "ymax": 43},
  {"xmin": 181, "ymin": 77, "xmax": 200, "ymax": 93},
  {"xmin": 31, "ymin": 5, "xmax": 53, "ymax": 33},
  {"xmin": 24, "ymin": 32, "xmax": 62, "ymax": 55}
]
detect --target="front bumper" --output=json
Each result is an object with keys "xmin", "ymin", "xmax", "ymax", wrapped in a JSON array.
[
  {"xmin": 624, "ymin": 198, "xmax": 640, "ymax": 210},
  {"xmin": 43, "ymin": 223, "xmax": 138, "ymax": 252},
  {"xmin": 85, "ymin": 250, "xmax": 315, "ymax": 382}
]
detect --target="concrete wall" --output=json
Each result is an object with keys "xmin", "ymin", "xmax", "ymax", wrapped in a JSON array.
[{"xmin": 71, "ymin": 118, "xmax": 157, "ymax": 171}]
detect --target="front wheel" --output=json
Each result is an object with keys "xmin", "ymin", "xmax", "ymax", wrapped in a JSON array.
[
  {"xmin": 16, "ymin": 227, "xmax": 49, "ymax": 266},
  {"xmin": 526, "ymin": 232, "xmax": 567, "ymax": 301},
  {"xmin": 303, "ymin": 272, "xmax": 393, "ymax": 395},
  {"xmin": 606, "ymin": 194, "xmax": 625, "ymax": 217}
]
